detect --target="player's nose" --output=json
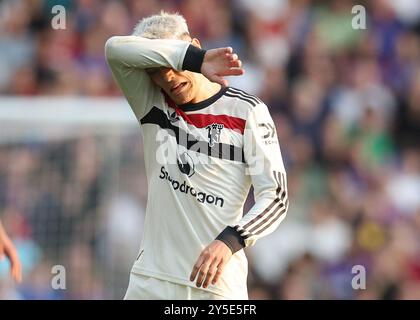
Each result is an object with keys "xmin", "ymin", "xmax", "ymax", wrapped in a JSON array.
[{"xmin": 160, "ymin": 68, "xmax": 175, "ymax": 82}]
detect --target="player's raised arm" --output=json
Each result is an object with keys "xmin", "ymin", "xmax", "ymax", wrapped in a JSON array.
[
  {"xmin": 105, "ymin": 35, "xmax": 243, "ymax": 119},
  {"xmin": 105, "ymin": 36, "xmax": 190, "ymax": 72},
  {"xmin": 105, "ymin": 35, "xmax": 243, "ymax": 85},
  {"xmin": 105, "ymin": 36, "xmax": 191, "ymax": 119}
]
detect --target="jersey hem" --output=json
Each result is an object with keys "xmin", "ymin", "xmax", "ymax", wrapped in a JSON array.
[{"xmin": 130, "ymin": 265, "xmax": 245, "ymax": 299}]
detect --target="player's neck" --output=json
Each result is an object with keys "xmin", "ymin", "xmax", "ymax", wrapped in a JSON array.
[{"xmin": 189, "ymin": 75, "xmax": 222, "ymax": 104}]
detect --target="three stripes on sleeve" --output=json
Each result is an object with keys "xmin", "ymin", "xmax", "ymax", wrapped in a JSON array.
[{"xmin": 235, "ymin": 171, "xmax": 288, "ymax": 241}]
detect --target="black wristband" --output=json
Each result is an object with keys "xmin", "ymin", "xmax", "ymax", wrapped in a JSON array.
[
  {"xmin": 182, "ymin": 44, "xmax": 206, "ymax": 73},
  {"xmin": 216, "ymin": 226, "xmax": 246, "ymax": 254}
]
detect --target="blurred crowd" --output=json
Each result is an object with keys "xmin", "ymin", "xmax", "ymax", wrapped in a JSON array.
[{"xmin": 1, "ymin": 0, "xmax": 420, "ymax": 299}]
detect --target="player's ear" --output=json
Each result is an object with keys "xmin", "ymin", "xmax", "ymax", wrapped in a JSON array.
[{"xmin": 191, "ymin": 38, "xmax": 201, "ymax": 49}]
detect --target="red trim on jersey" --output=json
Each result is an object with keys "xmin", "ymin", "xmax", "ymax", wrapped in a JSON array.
[
  {"xmin": 162, "ymin": 90, "xmax": 245, "ymax": 134},
  {"xmin": 175, "ymin": 108, "xmax": 245, "ymax": 134}
]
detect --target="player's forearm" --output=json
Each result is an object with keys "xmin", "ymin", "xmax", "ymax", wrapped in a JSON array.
[
  {"xmin": 217, "ymin": 175, "xmax": 289, "ymax": 253},
  {"xmin": 104, "ymin": 36, "xmax": 206, "ymax": 72},
  {"xmin": 238, "ymin": 193, "xmax": 289, "ymax": 246}
]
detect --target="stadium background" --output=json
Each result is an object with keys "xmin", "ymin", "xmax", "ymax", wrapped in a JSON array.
[{"xmin": 1, "ymin": 0, "xmax": 420, "ymax": 299}]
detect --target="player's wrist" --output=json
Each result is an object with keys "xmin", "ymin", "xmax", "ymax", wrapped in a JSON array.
[
  {"xmin": 215, "ymin": 226, "xmax": 245, "ymax": 254},
  {"xmin": 182, "ymin": 44, "xmax": 206, "ymax": 73}
]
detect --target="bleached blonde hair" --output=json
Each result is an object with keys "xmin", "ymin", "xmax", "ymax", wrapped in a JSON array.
[{"xmin": 132, "ymin": 11, "xmax": 190, "ymax": 40}]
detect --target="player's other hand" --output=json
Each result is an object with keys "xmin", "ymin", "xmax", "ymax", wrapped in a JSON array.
[
  {"xmin": 190, "ymin": 240, "xmax": 232, "ymax": 288},
  {"xmin": 0, "ymin": 222, "xmax": 22, "ymax": 283},
  {"xmin": 201, "ymin": 47, "xmax": 244, "ymax": 87}
]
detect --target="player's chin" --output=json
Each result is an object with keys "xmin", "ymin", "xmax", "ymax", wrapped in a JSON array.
[
  {"xmin": 171, "ymin": 93, "xmax": 191, "ymax": 105},
  {"xmin": 170, "ymin": 83, "xmax": 192, "ymax": 104}
]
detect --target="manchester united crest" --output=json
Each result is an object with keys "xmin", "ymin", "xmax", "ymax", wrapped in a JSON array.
[{"xmin": 206, "ymin": 123, "xmax": 224, "ymax": 147}]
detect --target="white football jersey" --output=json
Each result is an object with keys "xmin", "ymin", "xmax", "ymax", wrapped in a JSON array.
[{"xmin": 105, "ymin": 36, "xmax": 289, "ymax": 299}]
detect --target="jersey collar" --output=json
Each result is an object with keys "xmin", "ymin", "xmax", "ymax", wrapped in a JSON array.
[{"xmin": 177, "ymin": 86, "xmax": 228, "ymax": 112}]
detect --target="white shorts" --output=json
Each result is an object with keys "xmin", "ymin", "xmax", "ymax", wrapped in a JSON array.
[{"xmin": 124, "ymin": 273, "xmax": 229, "ymax": 300}]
